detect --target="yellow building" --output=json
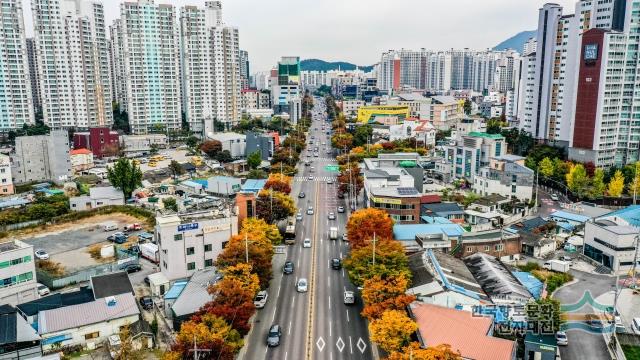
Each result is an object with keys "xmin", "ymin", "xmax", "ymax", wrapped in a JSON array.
[{"xmin": 357, "ymin": 105, "xmax": 410, "ymax": 123}]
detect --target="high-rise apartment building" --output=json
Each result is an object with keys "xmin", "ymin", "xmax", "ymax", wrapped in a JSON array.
[
  {"xmin": 109, "ymin": 19, "xmax": 127, "ymax": 113},
  {"xmin": 119, "ymin": 0, "xmax": 182, "ymax": 134},
  {"xmin": 239, "ymin": 50, "xmax": 250, "ymax": 90},
  {"xmin": 0, "ymin": 1, "xmax": 33, "ymax": 131},
  {"xmin": 25, "ymin": 38, "xmax": 40, "ymax": 114},
  {"xmin": 32, "ymin": 0, "xmax": 112, "ymax": 130},
  {"xmin": 180, "ymin": 1, "xmax": 241, "ymax": 136}
]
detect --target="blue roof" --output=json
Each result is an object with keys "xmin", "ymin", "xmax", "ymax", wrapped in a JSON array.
[
  {"xmin": 181, "ymin": 180, "xmax": 202, "ymax": 188},
  {"xmin": 210, "ymin": 176, "xmax": 238, "ymax": 183},
  {"xmin": 164, "ymin": 280, "xmax": 188, "ymax": 300},
  {"xmin": 550, "ymin": 211, "xmax": 590, "ymax": 223},
  {"xmin": 192, "ymin": 179, "xmax": 208, "ymax": 188},
  {"xmin": 556, "ymin": 222, "xmax": 574, "ymax": 231},
  {"xmin": 421, "ymin": 216, "xmax": 452, "ymax": 225},
  {"xmin": 241, "ymin": 179, "xmax": 267, "ymax": 192},
  {"xmin": 0, "ymin": 198, "xmax": 30, "ymax": 209},
  {"xmin": 393, "ymin": 224, "xmax": 465, "ymax": 240},
  {"xmin": 512, "ymin": 272, "xmax": 544, "ymax": 300},
  {"xmin": 605, "ymin": 205, "xmax": 640, "ymax": 227}
]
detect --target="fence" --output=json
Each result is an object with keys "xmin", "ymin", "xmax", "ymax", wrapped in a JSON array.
[
  {"xmin": 539, "ymin": 178, "xmax": 634, "ymax": 208},
  {"xmin": 37, "ymin": 256, "xmax": 138, "ymax": 289}
]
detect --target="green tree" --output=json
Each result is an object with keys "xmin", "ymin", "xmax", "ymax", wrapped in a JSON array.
[
  {"xmin": 215, "ymin": 150, "xmax": 233, "ymax": 163},
  {"xmin": 107, "ymin": 158, "xmax": 142, "ymax": 199},
  {"xmin": 168, "ymin": 160, "xmax": 185, "ymax": 180},
  {"xmin": 591, "ymin": 169, "xmax": 606, "ymax": 198},
  {"xmin": 186, "ymin": 135, "xmax": 199, "ymax": 149},
  {"xmin": 608, "ymin": 170, "xmax": 625, "ymax": 197},
  {"xmin": 566, "ymin": 164, "xmax": 588, "ymax": 197},
  {"xmin": 353, "ymin": 125, "xmax": 373, "ymax": 147},
  {"xmin": 247, "ymin": 169, "xmax": 268, "ymax": 179},
  {"xmin": 539, "ymin": 157, "xmax": 555, "ymax": 178},
  {"xmin": 149, "ymin": 144, "xmax": 159, "ymax": 155},
  {"xmin": 486, "ymin": 118, "xmax": 504, "ymax": 134},
  {"xmin": 247, "ymin": 150, "xmax": 262, "ymax": 170},
  {"xmin": 463, "ymin": 99, "xmax": 472, "ymax": 115},
  {"xmin": 163, "ymin": 197, "xmax": 178, "ymax": 212}
]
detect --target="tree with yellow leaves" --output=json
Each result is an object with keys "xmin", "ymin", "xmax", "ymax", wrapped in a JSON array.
[
  {"xmin": 163, "ymin": 314, "xmax": 242, "ymax": 360},
  {"xmin": 220, "ymin": 263, "xmax": 259, "ymax": 298},
  {"xmin": 240, "ymin": 217, "xmax": 283, "ymax": 245},
  {"xmin": 369, "ymin": 310, "xmax": 418, "ymax": 353},
  {"xmin": 608, "ymin": 170, "xmax": 625, "ymax": 197},
  {"xmin": 387, "ymin": 343, "xmax": 462, "ymax": 360},
  {"xmin": 628, "ymin": 162, "xmax": 640, "ymax": 197},
  {"xmin": 361, "ymin": 274, "xmax": 415, "ymax": 320}
]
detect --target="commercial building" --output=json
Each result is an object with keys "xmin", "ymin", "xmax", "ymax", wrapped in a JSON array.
[
  {"xmin": 0, "ymin": 1, "xmax": 34, "ymax": 131},
  {"xmin": 155, "ymin": 210, "xmax": 238, "ymax": 281},
  {"xmin": 271, "ymin": 56, "xmax": 301, "ymax": 114},
  {"xmin": 32, "ymin": 0, "xmax": 112, "ymax": 129},
  {"xmin": 0, "ymin": 154, "xmax": 14, "ymax": 196},
  {"xmin": 583, "ymin": 211, "xmax": 640, "ymax": 274},
  {"xmin": 208, "ymin": 132, "xmax": 246, "ymax": 158},
  {"xmin": 357, "ymin": 105, "xmax": 410, "ymax": 124},
  {"xmin": 389, "ymin": 120, "xmax": 436, "ymax": 148},
  {"xmin": 241, "ymin": 89, "xmax": 271, "ymax": 111},
  {"xmin": 0, "ymin": 240, "xmax": 38, "ymax": 306},
  {"xmin": 181, "ymin": 2, "xmax": 241, "ymax": 135},
  {"xmin": 73, "ymin": 127, "xmax": 120, "ymax": 158},
  {"xmin": 121, "ymin": 134, "xmax": 168, "ymax": 155},
  {"xmin": 118, "ymin": 0, "xmax": 181, "ymax": 134},
  {"xmin": 239, "ymin": 49, "xmax": 250, "ymax": 90},
  {"xmin": 428, "ymin": 96, "xmax": 464, "ymax": 130},
  {"xmin": 473, "ymin": 154, "xmax": 534, "ymax": 202},
  {"xmin": 69, "ymin": 186, "xmax": 125, "ymax": 211},
  {"xmin": 11, "ymin": 130, "xmax": 72, "ymax": 185},
  {"xmin": 246, "ymin": 131, "xmax": 276, "ymax": 161},
  {"xmin": 441, "ymin": 132, "xmax": 506, "ymax": 182},
  {"xmin": 69, "ymin": 149, "xmax": 94, "ymax": 173}
]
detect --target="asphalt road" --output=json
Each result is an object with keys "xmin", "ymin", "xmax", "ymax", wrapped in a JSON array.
[{"xmin": 241, "ymin": 98, "xmax": 372, "ymax": 360}]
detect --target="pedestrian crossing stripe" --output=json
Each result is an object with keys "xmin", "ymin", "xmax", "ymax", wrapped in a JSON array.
[{"xmin": 294, "ymin": 176, "xmax": 337, "ymax": 182}]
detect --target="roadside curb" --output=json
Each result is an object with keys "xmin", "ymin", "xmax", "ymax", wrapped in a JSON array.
[{"xmin": 550, "ymin": 278, "xmax": 579, "ymax": 298}]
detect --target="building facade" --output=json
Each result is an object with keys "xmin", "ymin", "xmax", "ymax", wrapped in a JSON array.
[
  {"xmin": 0, "ymin": 154, "xmax": 14, "ymax": 195},
  {"xmin": 11, "ymin": 130, "xmax": 72, "ymax": 185},
  {"xmin": 32, "ymin": 0, "xmax": 112, "ymax": 129},
  {"xmin": 0, "ymin": 240, "xmax": 38, "ymax": 306},
  {"xmin": 72, "ymin": 127, "xmax": 120, "ymax": 158},
  {"xmin": 473, "ymin": 155, "xmax": 535, "ymax": 202},
  {"xmin": 25, "ymin": 38, "xmax": 40, "ymax": 113}
]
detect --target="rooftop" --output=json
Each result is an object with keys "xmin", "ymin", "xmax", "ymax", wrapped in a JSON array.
[
  {"xmin": 0, "ymin": 306, "xmax": 40, "ymax": 346},
  {"xmin": 472, "ymin": 194, "xmax": 508, "ymax": 207},
  {"xmin": 492, "ymin": 154, "xmax": 525, "ymax": 162},
  {"xmin": 208, "ymin": 132, "xmax": 246, "ymax": 141},
  {"xmin": 464, "ymin": 253, "xmax": 532, "ymax": 303},
  {"xmin": 602, "ymin": 205, "xmax": 640, "ymax": 227},
  {"xmin": 468, "ymin": 132, "xmax": 504, "ymax": 140},
  {"xmin": 432, "ymin": 95, "xmax": 457, "ymax": 104},
  {"xmin": 410, "ymin": 303, "xmax": 516, "ymax": 360},
  {"xmin": 241, "ymin": 179, "xmax": 267, "ymax": 193},
  {"xmin": 171, "ymin": 268, "xmax": 219, "ymax": 317},
  {"xmin": 70, "ymin": 148, "xmax": 92, "ymax": 155},
  {"xmin": 393, "ymin": 223, "xmax": 466, "ymax": 240},
  {"xmin": 422, "ymin": 202, "xmax": 465, "ymax": 216},
  {"xmin": 164, "ymin": 280, "xmax": 189, "ymax": 300},
  {"xmin": 549, "ymin": 211, "xmax": 590, "ymax": 224},
  {"xmin": 91, "ymin": 271, "xmax": 134, "ymax": 300},
  {"xmin": 89, "ymin": 186, "xmax": 124, "ymax": 200},
  {"xmin": 18, "ymin": 287, "xmax": 95, "ymax": 316},
  {"xmin": 370, "ymin": 186, "xmax": 420, "ymax": 198},
  {"xmin": 38, "ymin": 293, "xmax": 139, "ymax": 335}
]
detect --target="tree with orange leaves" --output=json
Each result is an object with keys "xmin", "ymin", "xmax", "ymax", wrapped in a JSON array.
[
  {"xmin": 215, "ymin": 234, "xmax": 274, "ymax": 289},
  {"xmin": 343, "ymin": 239, "xmax": 410, "ymax": 287},
  {"xmin": 199, "ymin": 275, "xmax": 256, "ymax": 335},
  {"xmin": 346, "ymin": 208, "xmax": 394, "ymax": 248},
  {"xmin": 369, "ymin": 310, "xmax": 417, "ymax": 353},
  {"xmin": 164, "ymin": 313, "xmax": 242, "ymax": 360},
  {"xmin": 264, "ymin": 173, "xmax": 292, "ymax": 194},
  {"xmin": 387, "ymin": 343, "xmax": 462, "ymax": 360},
  {"xmin": 361, "ymin": 274, "xmax": 416, "ymax": 320}
]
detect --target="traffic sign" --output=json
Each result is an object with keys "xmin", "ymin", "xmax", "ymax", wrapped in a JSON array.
[{"xmin": 325, "ymin": 165, "xmax": 340, "ymax": 172}]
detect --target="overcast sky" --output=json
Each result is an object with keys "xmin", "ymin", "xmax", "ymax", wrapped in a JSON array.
[{"xmin": 22, "ymin": 0, "xmax": 576, "ymax": 72}]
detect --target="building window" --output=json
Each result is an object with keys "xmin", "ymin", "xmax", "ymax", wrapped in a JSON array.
[
  {"xmin": 511, "ymin": 185, "xmax": 516, "ymax": 193},
  {"xmin": 174, "ymin": 234, "xmax": 183, "ymax": 241},
  {"xmin": 204, "ymin": 259, "xmax": 213, "ymax": 267},
  {"xmin": 222, "ymin": 241, "xmax": 229, "ymax": 249},
  {"xmin": 495, "ymin": 244, "xmax": 504, "ymax": 252},
  {"xmin": 466, "ymin": 247, "xmax": 473, "ymax": 253},
  {"xmin": 484, "ymin": 245, "xmax": 490, "ymax": 251},
  {"xmin": 204, "ymin": 244, "xmax": 212, "ymax": 252},
  {"xmin": 187, "ymin": 262, "xmax": 196, "ymax": 271},
  {"xmin": 84, "ymin": 332, "xmax": 100, "ymax": 340},
  {"xmin": 186, "ymin": 247, "xmax": 195, "ymax": 255}
]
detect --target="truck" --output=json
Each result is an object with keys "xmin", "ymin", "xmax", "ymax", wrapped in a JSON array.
[
  {"xmin": 343, "ymin": 290, "xmax": 355, "ymax": 305},
  {"xmin": 140, "ymin": 243, "xmax": 159, "ymax": 264},
  {"xmin": 329, "ymin": 227, "xmax": 338, "ymax": 240},
  {"xmin": 543, "ymin": 259, "xmax": 571, "ymax": 273},
  {"xmin": 284, "ymin": 217, "xmax": 296, "ymax": 245},
  {"xmin": 123, "ymin": 223, "xmax": 142, "ymax": 232}
]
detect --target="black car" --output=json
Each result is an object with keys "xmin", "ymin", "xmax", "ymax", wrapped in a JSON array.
[
  {"xmin": 331, "ymin": 258, "xmax": 342, "ymax": 270},
  {"xmin": 144, "ymin": 276, "xmax": 150, "ymax": 286},
  {"xmin": 267, "ymin": 325, "xmax": 281, "ymax": 347},
  {"xmin": 139, "ymin": 296, "xmax": 153, "ymax": 310},
  {"xmin": 299, "ymin": 192, "xmax": 306, "ymax": 198},
  {"xmin": 122, "ymin": 263, "xmax": 142, "ymax": 273},
  {"xmin": 283, "ymin": 261, "xmax": 294, "ymax": 274},
  {"xmin": 337, "ymin": 192, "xmax": 344, "ymax": 199}
]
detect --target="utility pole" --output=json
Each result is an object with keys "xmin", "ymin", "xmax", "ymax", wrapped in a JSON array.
[
  {"xmin": 245, "ymin": 232, "xmax": 249, "ymax": 263},
  {"xmin": 188, "ymin": 335, "xmax": 211, "ymax": 360},
  {"xmin": 372, "ymin": 232, "xmax": 377, "ymax": 266},
  {"xmin": 631, "ymin": 235, "xmax": 640, "ymax": 289},
  {"xmin": 534, "ymin": 170, "xmax": 539, "ymax": 210}
]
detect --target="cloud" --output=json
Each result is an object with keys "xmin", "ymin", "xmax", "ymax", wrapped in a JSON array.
[{"xmin": 23, "ymin": 0, "xmax": 577, "ymax": 72}]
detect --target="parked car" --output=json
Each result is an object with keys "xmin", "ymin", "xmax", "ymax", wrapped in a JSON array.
[
  {"xmin": 34, "ymin": 249, "xmax": 49, "ymax": 260},
  {"xmin": 555, "ymin": 331, "xmax": 568, "ymax": 345},
  {"xmin": 267, "ymin": 325, "xmax": 282, "ymax": 347},
  {"xmin": 550, "ymin": 194, "xmax": 559, "ymax": 201},
  {"xmin": 37, "ymin": 283, "xmax": 50, "ymax": 296},
  {"xmin": 283, "ymin": 261, "xmax": 295, "ymax": 274},
  {"xmin": 121, "ymin": 263, "xmax": 142, "ymax": 273},
  {"xmin": 331, "ymin": 258, "xmax": 342, "ymax": 270},
  {"xmin": 139, "ymin": 296, "xmax": 153, "ymax": 310},
  {"xmin": 297, "ymin": 278, "xmax": 308, "ymax": 292},
  {"xmin": 254, "ymin": 290, "xmax": 268, "ymax": 309},
  {"xmin": 107, "ymin": 232, "xmax": 128, "ymax": 242}
]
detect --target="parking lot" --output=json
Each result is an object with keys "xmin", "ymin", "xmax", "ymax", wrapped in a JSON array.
[{"xmin": 136, "ymin": 149, "xmax": 192, "ymax": 173}]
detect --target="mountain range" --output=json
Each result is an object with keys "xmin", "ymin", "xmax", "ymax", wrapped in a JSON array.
[
  {"xmin": 493, "ymin": 30, "xmax": 536, "ymax": 52},
  {"xmin": 300, "ymin": 59, "xmax": 374, "ymax": 73}
]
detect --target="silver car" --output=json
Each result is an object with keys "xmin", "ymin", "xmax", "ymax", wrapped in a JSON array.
[{"xmin": 297, "ymin": 278, "xmax": 308, "ymax": 292}]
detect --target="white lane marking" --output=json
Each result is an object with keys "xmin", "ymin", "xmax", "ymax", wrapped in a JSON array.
[
  {"xmin": 292, "ymin": 296, "xmax": 296, "ymax": 308},
  {"xmin": 272, "ymin": 307, "xmax": 276, "ymax": 322},
  {"xmin": 342, "ymin": 269, "xmax": 345, "ymax": 277},
  {"xmin": 265, "ymin": 348, "xmax": 268, "ymax": 355},
  {"xmin": 288, "ymin": 321, "xmax": 292, "ymax": 335},
  {"xmin": 349, "ymin": 336, "xmax": 353, "ymax": 354},
  {"xmin": 297, "ymin": 258, "xmax": 300, "ymax": 268},
  {"xmin": 277, "ymin": 282, "xmax": 281, "ymax": 298},
  {"xmin": 328, "ymin": 295, "xmax": 331, "ymax": 310},
  {"xmin": 346, "ymin": 309, "xmax": 350, "ymax": 323},
  {"xmin": 329, "ymin": 320, "xmax": 332, "ymax": 336},
  {"xmin": 340, "ymin": 252, "xmax": 343, "ymax": 259},
  {"xmin": 285, "ymin": 351, "xmax": 288, "ymax": 360}
]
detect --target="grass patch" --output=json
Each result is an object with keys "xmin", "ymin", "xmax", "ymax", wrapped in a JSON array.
[
  {"xmin": 517, "ymin": 261, "xmax": 573, "ymax": 295},
  {"xmin": 622, "ymin": 344, "xmax": 640, "ymax": 360},
  {"xmin": 36, "ymin": 259, "xmax": 65, "ymax": 277}
]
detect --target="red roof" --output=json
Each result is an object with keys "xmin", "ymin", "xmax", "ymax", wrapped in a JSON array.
[
  {"xmin": 411, "ymin": 303, "xmax": 515, "ymax": 360},
  {"xmin": 70, "ymin": 148, "xmax": 92, "ymax": 155},
  {"xmin": 421, "ymin": 194, "xmax": 441, "ymax": 204}
]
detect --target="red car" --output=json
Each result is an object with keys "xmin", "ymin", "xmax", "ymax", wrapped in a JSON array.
[{"xmin": 123, "ymin": 223, "xmax": 142, "ymax": 232}]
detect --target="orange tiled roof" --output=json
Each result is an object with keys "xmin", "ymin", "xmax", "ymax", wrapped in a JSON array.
[
  {"xmin": 70, "ymin": 148, "xmax": 92, "ymax": 155},
  {"xmin": 411, "ymin": 303, "xmax": 515, "ymax": 360}
]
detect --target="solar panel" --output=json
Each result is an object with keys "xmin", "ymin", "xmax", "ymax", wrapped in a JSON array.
[{"xmin": 397, "ymin": 187, "xmax": 419, "ymax": 196}]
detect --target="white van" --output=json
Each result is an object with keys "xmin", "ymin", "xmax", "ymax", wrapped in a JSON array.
[{"xmin": 103, "ymin": 222, "xmax": 118, "ymax": 232}]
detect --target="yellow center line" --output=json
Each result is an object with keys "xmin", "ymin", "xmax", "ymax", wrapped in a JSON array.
[{"xmin": 305, "ymin": 176, "xmax": 320, "ymax": 359}]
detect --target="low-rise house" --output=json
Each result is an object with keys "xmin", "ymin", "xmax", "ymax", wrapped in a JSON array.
[
  {"xmin": 0, "ymin": 240, "xmax": 38, "ymax": 306},
  {"xmin": 73, "ymin": 127, "xmax": 120, "ymax": 159},
  {"xmin": 464, "ymin": 253, "xmax": 533, "ymax": 304},
  {"xmin": 169, "ymin": 268, "xmax": 220, "ymax": 330},
  {"xmin": 69, "ymin": 186, "xmax": 125, "ymax": 211},
  {"xmin": 409, "ymin": 303, "xmax": 516, "ymax": 360},
  {"xmin": 508, "ymin": 217, "xmax": 557, "ymax": 258},
  {"xmin": 207, "ymin": 132, "xmax": 246, "ymax": 159},
  {"xmin": 422, "ymin": 203, "xmax": 465, "ymax": 224},
  {"xmin": 389, "ymin": 120, "xmax": 436, "ymax": 148},
  {"xmin": 70, "ymin": 149, "xmax": 94, "ymax": 173},
  {"xmin": 176, "ymin": 180, "xmax": 204, "ymax": 195},
  {"xmin": 207, "ymin": 176, "xmax": 242, "ymax": 196},
  {"xmin": 17, "ymin": 286, "xmax": 95, "ymax": 326},
  {"xmin": 454, "ymin": 229, "xmax": 521, "ymax": 262},
  {"xmin": 37, "ymin": 293, "xmax": 140, "ymax": 351},
  {"xmin": 121, "ymin": 135, "xmax": 167, "ymax": 156},
  {"xmin": 393, "ymin": 223, "xmax": 465, "ymax": 252},
  {"xmin": 0, "ymin": 304, "xmax": 42, "ymax": 359}
]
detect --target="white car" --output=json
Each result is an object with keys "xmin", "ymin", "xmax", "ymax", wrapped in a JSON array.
[
  {"xmin": 303, "ymin": 238, "xmax": 311, "ymax": 248},
  {"xmin": 307, "ymin": 207, "xmax": 314, "ymax": 215},
  {"xmin": 308, "ymin": 175, "xmax": 314, "ymax": 181},
  {"xmin": 34, "ymin": 249, "xmax": 49, "ymax": 260},
  {"xmin": 254, "ymin": 290, "xmax": 268, "ymax": 309},
  {"xmin": 328, "ymin": 212, "xmax": 336, "ymax": 220},
  {"xmin": 550, "ymin": 194, "xmax": 559, "ymax": 201},
  {"xmin": 37, "ymin": 283, "xmax": 50, "ymax": 296},
  {"xmin": 555, "ymin": 331, "xmax": 568, "ymax": 346},
  {"xmin": 297, "ymin": 278, "xmax": 308, "ymax": 292}
]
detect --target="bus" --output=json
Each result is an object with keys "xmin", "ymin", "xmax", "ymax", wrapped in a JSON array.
[{"xmin": 284, "ymin": 216, "xmax": 296, "ymax": 245}]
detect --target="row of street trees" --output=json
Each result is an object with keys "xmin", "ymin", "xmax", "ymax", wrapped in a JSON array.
[
  {"xmin": 343, "ymin": 208, "xmax": 461, "ymax": 359},
  {"xmin": 165, "ymin": 218, "xmax": 281, "ymax": 359}
]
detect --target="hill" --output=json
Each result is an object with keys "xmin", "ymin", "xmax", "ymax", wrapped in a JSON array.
[
  {"xmin": 493, "ymin": 30, "xmax": 536, "ymax": 52},
  {"xmin": 300, "ymin": 59, "xmax": 374, "ymax": 72}
]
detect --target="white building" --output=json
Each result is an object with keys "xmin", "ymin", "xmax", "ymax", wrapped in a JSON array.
[
  {"xmin": 389, "ymin": 120, "xmax": 436, "ymax": 148},
  {"xmin": 156, "ymin": 210, "xmax": 238, "ymax": 281},
  {"xmin": 32, "ymin": 0, "xmax": 112, "ymax": 129},
  {"xmin": 0, "ymin": 240, "xmax": 38, "ymax": 306},
  {"xmin": 342, "ymin": 100, "xmax": 365, "ymax": 117},
  {"xmin": 121, "ymin": 134, "xmax": 168, "ymax": 155},
  {"xmin": 0, "ymin": 1, "xmax": 34, "ymax": 131},
  {"xmin": 0, "ymin": 154, "xmax": 14, "ymax": 195},
  {"xmin": 118, "ymin": 0, "xmax": 181, "ymax": 134},
  {"xmin": 69, "ymin": 186, "xmax": 125, "ymax": 211},
  {"xmin": 473, "ymin": 155, "xmax": 534, "ymax": 202},
  {"xmin": 583, "ymin": 217, "xmax": 640, "ymax": 274},
  {"xmin": 207, "ymin": 132, "xmax": 246, "ymax": 158},
  {"xmin": 181, "ymin": 2, "xmax": 241, "ymax": 136},
  {"xmin": 11, "ymin": 130, "xmax": 72, "ymax": 185}
]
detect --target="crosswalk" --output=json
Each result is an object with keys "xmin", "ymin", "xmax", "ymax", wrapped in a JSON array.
[
  {"xmin": 294, "ymin": 176, "xmax": 337, "ymax": 182},
  {"xmin": 304, "ymin": 157, "xmax": 336, "ymax": 162}
]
